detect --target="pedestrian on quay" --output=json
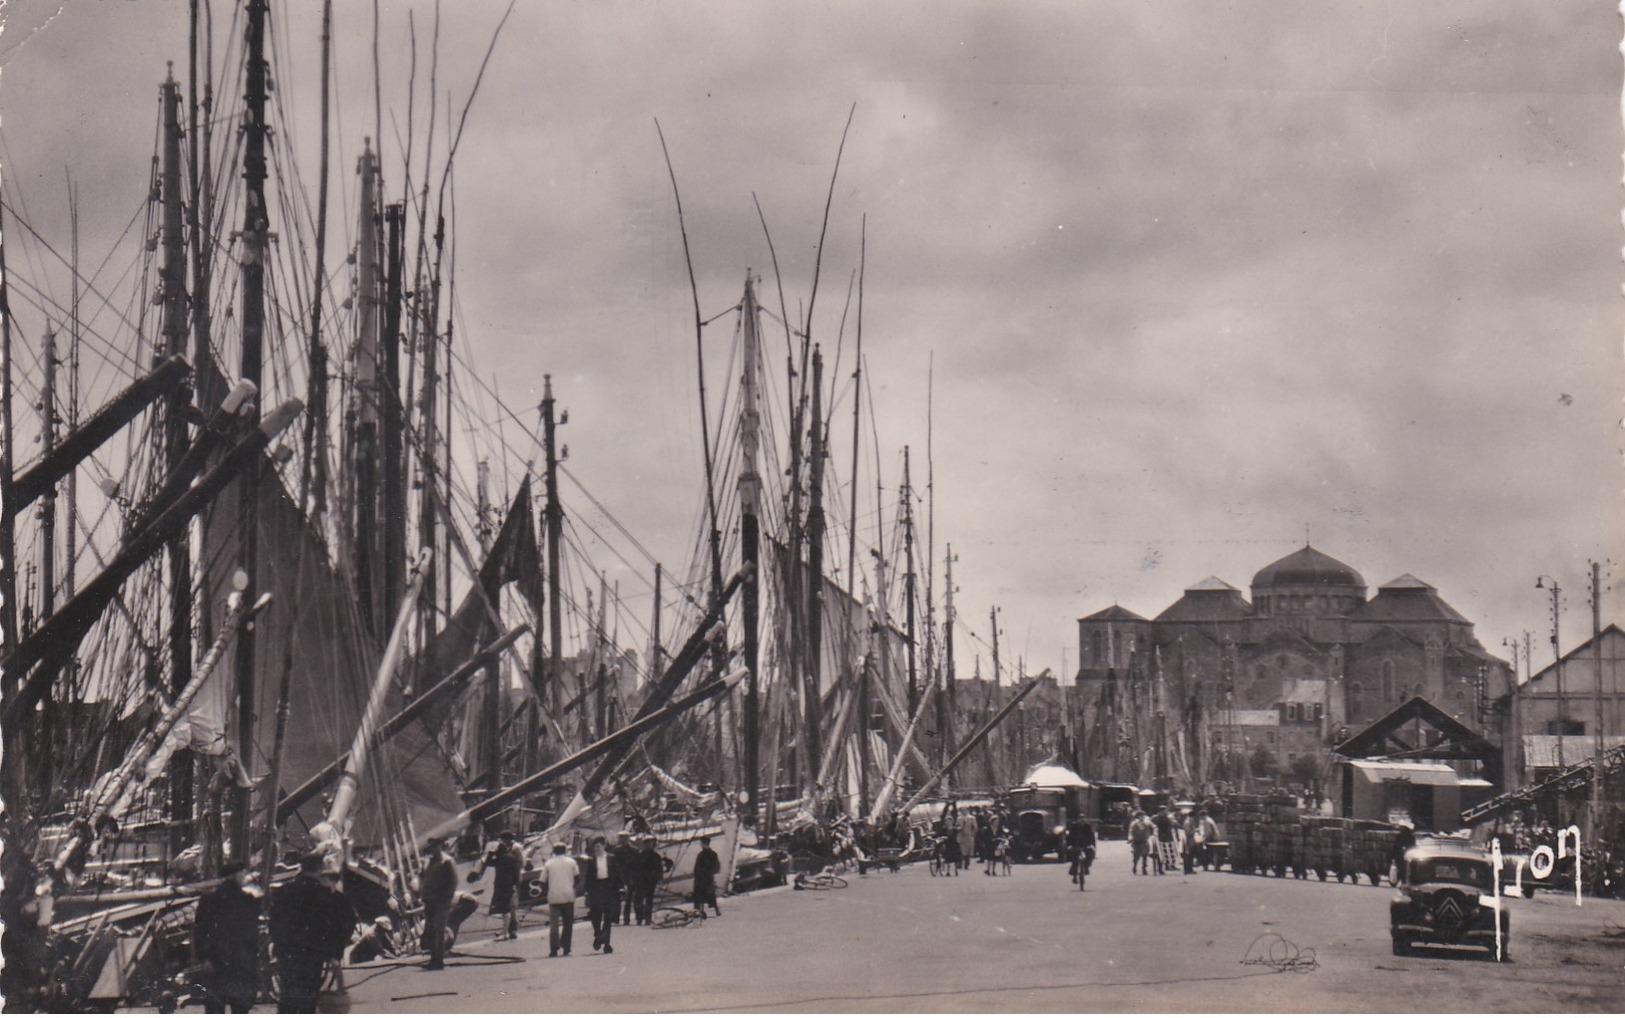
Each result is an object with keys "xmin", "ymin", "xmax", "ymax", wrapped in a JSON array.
[
  {"xmin": 1129, "ymin": 811, "xmax": 1155, "ymax": 875},
  {"xmin": 419, "ymin": 837, "xmax": 458, "ymax": 970},
  {"xmin": 269, "ymin": 852, "xmax": 355, "ymax": 1013},
  {"xmin": 1196, "ymin": 809, "xmax": 1220, "ymax": 870},
  {"xmin": 543, "ymin": 842, "xmax": 581, "ymax": 957},
  {"xmin": 193, "ymin": 861, "xmax": 261, "ymax": 1013},
  {"xmin": 584, "ymin": 835, "xmax": 622, "ymax": 953},
  {"xmin": 613, "ymin": 830, "xmax": 638, "ymax": 924},
  {"xmin": 475, "ymin": 830, "xmax": 525, "ymax": 941},
  {"xmin": 975, "ymin": 812, "xmax": 994, "ymax": 868},
  {"xmin": 1182, "ymin": 808, "xmax": 1199, "ymax": 874},
  {"xmin": 348, "ymin": 916, "xmax": 397, "ymax": 965},
  {"xmin": 1154, "ymin": 806, "xmax": 1179, "ymax": 876},
  {"xmin": 942, "ymin": 827, "xmax": 963, "ymax": 876},
  {"xmin": 693, "ymin": 835, "xmax": 723, "ymax": 916},
  {"xmin": 956, "ymin": 810, "xmax": 976, "ymax": 873},
  {"xmin": 630, "ymin": 834, "xmax": 663, "ymax": 923}
]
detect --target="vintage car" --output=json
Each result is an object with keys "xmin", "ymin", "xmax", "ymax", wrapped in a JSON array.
[{"xmin": 1389, "ymin": 845, "xmax": 1511, "ymax": 960}]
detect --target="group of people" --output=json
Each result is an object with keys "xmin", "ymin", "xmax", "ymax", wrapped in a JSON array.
[
  {"xmin": 188, "ymin": 821, "xmax": 725, "ymax": 1012},
  {"xmin": 926, "ymin": 805, "xmax": 1018, "ymax": 876},
  {"xmin": 1126, "ymin": 805, "xmax": 1221, "ymax": 876}
]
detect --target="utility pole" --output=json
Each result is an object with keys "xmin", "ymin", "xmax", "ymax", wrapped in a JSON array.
[
  {"xmin": 1590, "ymin": 560, "xmax": 1605, "ymax": 839},
  {"xmin": 1537, "ymin": 575, "xmax": 1565, "ymax": 771}
]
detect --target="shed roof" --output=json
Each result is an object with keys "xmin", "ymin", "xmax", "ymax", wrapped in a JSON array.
[{"xmin": 1346, "ymin": 760, "xmax": 1461, "ymax": 786}]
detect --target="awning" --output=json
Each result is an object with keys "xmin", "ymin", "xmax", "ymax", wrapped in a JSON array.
[{"xmin": 1346, "ymin": 760, "xmax": 1461, "ymax": 786}]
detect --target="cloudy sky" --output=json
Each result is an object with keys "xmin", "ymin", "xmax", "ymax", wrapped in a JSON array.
[{"xmin": 2, "ymin": 1, "xmax": 1619, "ymax": 679}]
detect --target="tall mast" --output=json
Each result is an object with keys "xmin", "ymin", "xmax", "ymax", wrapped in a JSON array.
[
  {"xmin": 231, "ymin": 0, "xmax": 271, "ymax": 864},
  {"xmin": 38, "ymin": 326, "xmax": 57, "ymax": 620},
  {"xmin": 160, "ymin": 70, "xmax": 195, "ymax": 850},
  {"xmin": 943, "ymin": 546, "xmax": 957, "ymax": 787},
  {"xmin": 65, "ymin": 180, "xmax": 80, "ymax": 603},
  {"xmin": 188, "ymin": 0, "xmax": 218, "ymax": 412},
  {"xmin": 382, "ymin": 202, "xmax": 407, "ymax": 618},
  {"xmin": 902, "ymin": 447, "xmax": 918, "ymax": 716},
  {"xmin": 351, "ymin": 143, "xmax": 382, "ymax": 631},
  {"xmin": 300, "ymin": 0, "xmax": 333, "ymax": 518},
  {"xmin": 0, "ymin": 202, "xmax": 15, "ymax": 651},
  {"xmin": 803, "ymin": 345, "xmax": 826, "ymax": 797},
  {"xmin": 843, "ymin": 219, "xmax": 864, "ymax": 806},
  {"xmin": 542, "ymin": 375, "xmax": 564, "ymax": 723},
  {"xmin": 476, "ymin": 461, "xmax": 501, "ymax": 794},
  {"xmin": 737, "ymin": 275, "xmax": 762, "ymax": 825}
]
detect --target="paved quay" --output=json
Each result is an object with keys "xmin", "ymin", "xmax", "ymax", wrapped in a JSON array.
[{"xmin": 340, "ymin": 840, "xmax": 1625, "ymax": 1013}]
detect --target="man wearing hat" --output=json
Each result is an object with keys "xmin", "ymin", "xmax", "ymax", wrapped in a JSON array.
[
  {"xmin": 194, "ymin": 861, "xmax": 260, "ymax": 1013},
  {"xmin": 629, "ymin": 833, "xmax": 663, "ymax": 925},
  {"xmin": 270, "ymin": 852, "xmax": 355, "ymax": 1013},
  {"xmin": 612, "ymin": 830, "xmax": 637, "ymax": 925},
  {"xmin": 476, "ymin": 831, "xmax": 524, "ymax": 941},
  {"xmin": 541, "ymin": 842, "xmax": 581, "ymax": 957},
  {"xmin": 420, "ymin": 838, "xmax": 458, "ymax": 970}
]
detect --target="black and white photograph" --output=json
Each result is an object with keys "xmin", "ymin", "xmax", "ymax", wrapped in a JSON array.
[{"xmin": 0, "ymin": 1, "xmax": 1621, "ymax": 1012}]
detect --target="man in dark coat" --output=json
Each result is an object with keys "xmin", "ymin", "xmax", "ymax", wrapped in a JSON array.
[
  {"xmin": 583, "ymin": 835, "xmax": 623, "ymax": 952},
  {"xmin": 611, "ymin": 830, "xmax": 637, "ymax": 925},
  {"xmin": 269, "ymin": 853, "xmax": 354, "ymax": 1014},
  {"xmin": 194, "ymin": 861, "xmax": 261, "ymax": 1013},
  {"xmin": 630, "ymin": 835, "xmax": 663, "ymax": 924},
  {"xmin": 1066, "ymin": 817, "xmax": 1096, "ymax": 889},
  {"xmin": 692, "ymin": 836, "xmax": 722, "ymax": 916},
  {"xmin": 478, "ymin": 831, "xmax": 524, "ymax": 940},
  {"xmin": 420, "ymin": 838, "xmax": 459, "ymax": 970}
]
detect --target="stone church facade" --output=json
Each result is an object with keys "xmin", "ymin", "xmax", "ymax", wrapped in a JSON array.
[{"xmin": 1074, "ymin": 546, "xmax": 1514, "ymax": 739}]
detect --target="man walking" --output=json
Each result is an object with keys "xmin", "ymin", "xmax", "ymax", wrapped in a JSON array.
[
  {"xmin": 194, "ymin": 861, "xmax": 260, "ymax": 1013},
  {"xmin": 269, "ymin": 853, "xmax": 354, "ymax": 1013},
  {"xmin": 584, "ymin": 836, "xmax": 622, "ymax": 953},
  {"xmin": 693, "ymin": 836, "xmax": 722, "ymax": 916},
  {"xmin": 419, "ymin": 838, "xmax": 458, "ymax": 970},
  {"xmin": 543, "ymin": 842, "xmax": 580, "ymax": 957}
]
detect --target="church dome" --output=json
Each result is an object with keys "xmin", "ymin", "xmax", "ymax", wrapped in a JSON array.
[{"xmin": 1251, "ymin": 545, "xmax": 1365, "ymax": 590}]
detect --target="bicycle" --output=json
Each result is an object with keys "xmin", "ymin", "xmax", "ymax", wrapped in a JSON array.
[
  {"xmin": 793, "ymin": 869, "xmax": 848, "ymax": 891},
  {"xmin": 649, "ymin": 905, "xmax": 708, "ymax": 929}
]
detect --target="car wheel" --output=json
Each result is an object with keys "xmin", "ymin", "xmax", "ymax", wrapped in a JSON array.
[
  {"xmin": 1391, "ymin": 935, "xmax": 1411, "ymax": 957},
  {"xmin": 1522, "ymin": 885, "xmax": 1535, "ymax": 899}
]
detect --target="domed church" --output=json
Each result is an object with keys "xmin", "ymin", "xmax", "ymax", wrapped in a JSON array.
[{"xmin": 1073, "ymin": 545, "xmax": 1514, "ymax": 733}]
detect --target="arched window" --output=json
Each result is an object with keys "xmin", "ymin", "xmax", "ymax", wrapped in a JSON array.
[{"xmin": 1382, "ymin": 660, "xmax": 1395, "ymax": 702}]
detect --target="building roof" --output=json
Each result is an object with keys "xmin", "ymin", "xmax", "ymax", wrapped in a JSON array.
[
  {"xmin": 1356, "ymin": 580, "xmax": 1470, "ymax": 624},
  {"xmin": 1187, "ymin": 576, "xmax": 1239, "ymax": 592},
  {"xmin": 1078, "ymin": 604, "xmax": 1149, "ymax": 623},
  {"xmin": 1251, "ymin": 545, "xmax": 1366, "ymax": 591},
  {"xmin": 1154, "ymin": 584, "xmax": 1251, "ymax": 623},
  {"xmin": 1524, "ymin": 624, "xmax": 1625, "ymax": 690},
  {"xmin": 1346, "ymin": 760, "xmax": 1462, "ymax": 786}
]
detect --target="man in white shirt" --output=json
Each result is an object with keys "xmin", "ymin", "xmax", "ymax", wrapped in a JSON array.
[{"xmin": 542, "ymin": 842, "xmax": 581, "ymax": 957}]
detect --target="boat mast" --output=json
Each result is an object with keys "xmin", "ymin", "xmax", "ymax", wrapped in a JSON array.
[
  {"xmin": 0, "ymin": 203, "xmax": 14, "ymax": 651},
  {"xmin": 542, "ymin": 375, "xmax": 564, "ymax": 726},
  {"xmin": 943, "ymin": 546, "xmax": 957, "ymax": 788},
  {"xmin": 351, "ymin": 143, "xmax": 381, "ymax": 630},
  {"xmin": 38, "ymin": 326, "xmax": 57, "ymax": 622},
  {"xmin": 735, "ymin": 275, "xmax": 762, "ymax": 824},
  {"xmin": 300, "ymin": 0, "xmax": 333, "ymax": 518},
  {"xmin": 382, "ymin": 202, "xmax": 407, "ymax": 617},
  {"xmin": 902, "ymin": 447, "xmax": 918, "ymax": 716},
  {"xmin": 843, "ymin": 218, "xmax": 865, "ymax": 814},
  {"xmin": 803, "ymin": 346, "xmax": 826, "ymax": 798},
  {"xmin": 160, "ymin": 69, "xmax": 196, "ymax": 852},
  {"xmin": 231, "ymin": 0, "xmax": 270, "ymax": 864}
]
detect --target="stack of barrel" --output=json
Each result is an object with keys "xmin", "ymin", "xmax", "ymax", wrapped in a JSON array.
[
  {"xmin": 1218, "ymin": 793, "xmax": 1267, "ymax": 873},
  {"xmin": 1214, "ymin": 796, "xmax": 1401, "ymax": 885}
]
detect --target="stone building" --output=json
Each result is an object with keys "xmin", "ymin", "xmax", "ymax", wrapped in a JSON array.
[{"xmin": 1074, "ymin": 545, "xmax": 1515, "ymax": 748}]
